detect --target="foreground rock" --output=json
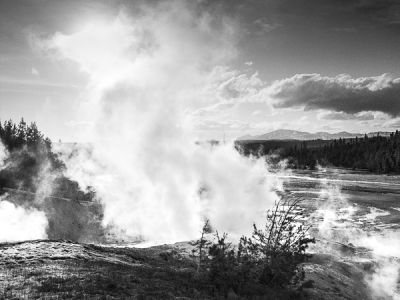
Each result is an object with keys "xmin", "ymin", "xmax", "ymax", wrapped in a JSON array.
[{"xmin": 0, "ymin": 240, "xmax": 372, "ymax": 299}]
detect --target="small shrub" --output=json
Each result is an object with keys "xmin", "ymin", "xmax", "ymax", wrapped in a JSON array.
[
  {"xmin": 241, "ymin": 197, "xmax": 315, "ymax": 287},
  {"xmin": 207, "ymin": 232, "xmax": 238, "ymax": 296},
  {"xmin": 191, "ymin": 197, "xmax": 315, "ymax": 298},
  {"xmin": 190, "ymin": 219, "xmax": 212, "ymax": 272}
]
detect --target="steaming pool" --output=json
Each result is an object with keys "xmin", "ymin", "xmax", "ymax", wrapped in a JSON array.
[
  {"xmin": 280, "ymin": 168, "xmax": 400, "ymax": 232},
  {"xmin": 278, "ymin": 167, "xmax": 400, "ymax": 299}
]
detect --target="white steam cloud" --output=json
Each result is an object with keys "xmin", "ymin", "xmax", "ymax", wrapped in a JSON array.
[
  {"xmin": 48, "ymin": 1, "xmax": 279, "ymax": 244},
  {"xmin": 0, "ymin": 144, "xmax": 48, "ymax": 242},
  {"xmin": 0, "ymin": 198, "xmax": 48, "ymax": 242},
  {"xmin": 0, "ymin": 142, "xmax": 8, "ymax": 168}
]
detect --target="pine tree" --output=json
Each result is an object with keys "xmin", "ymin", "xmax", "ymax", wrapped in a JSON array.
[{"xmin": 16, "ymin": 118, "xmax": 27, "ymax": 147}]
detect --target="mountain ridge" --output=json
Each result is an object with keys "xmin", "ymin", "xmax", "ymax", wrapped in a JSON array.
[{"xmin": 237, "ymin": 129, "xmax": 392, "ymax": 141}]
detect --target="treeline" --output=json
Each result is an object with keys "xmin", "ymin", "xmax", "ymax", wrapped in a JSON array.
[
  {"xmin": 1, "ymin": 119, "xmax": 52, "ymax": 151},
  {"xmin": 0, "ymin": 118, "xmax": 103, "ymax": 241},
  {"xmin": 285, "ymin": 132, "xmax": 400, "ymax": 173},
  {"xmin": 235, "ymin": 139, "xmax": 330, "ymax": 157},
  {"xmin": 236, "ymin": 131, "xmax": 400, "ymax": 173},
  {"xmin": 0, "ymin": 119, "xmax": 64, "ymax": 176},
  {"xmin": 0, "ymin": 119, "xmax": 81, "ymax": 196}
]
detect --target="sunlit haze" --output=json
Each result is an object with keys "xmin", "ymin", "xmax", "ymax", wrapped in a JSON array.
[{"xmin": 2, "ymin": 0, "xmax": 400, "ymax": 142}]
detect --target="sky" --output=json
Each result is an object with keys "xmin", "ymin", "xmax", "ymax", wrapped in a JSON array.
[{"xmin": 1, "ymin": 0, "xmax": 400, "ymax": 141}]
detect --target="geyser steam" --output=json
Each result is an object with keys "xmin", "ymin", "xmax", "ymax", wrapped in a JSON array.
[
  {"xmin": 309, "ymin": 170, "xmax": 400, "ymax": 299},
  {"xmin": 0, "ymin": 198, "xmax": 48, "ymax": 242},
  {"xmin": 0, "ymin": 143, "xmax": 48, "ymax": 242},
  {"xmin": 48, "ymin": 1, "xmax": 280, "ymax": 243}
]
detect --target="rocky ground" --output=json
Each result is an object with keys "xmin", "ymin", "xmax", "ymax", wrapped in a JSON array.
[{"xmin": 0, "ymin": 240, "xmax": 374, "ymax": 299}]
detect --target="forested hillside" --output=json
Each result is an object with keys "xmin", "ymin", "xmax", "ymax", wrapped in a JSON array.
[{"xmin": 236, "ymin": 131, "xmax": 400, "ymax": 173}]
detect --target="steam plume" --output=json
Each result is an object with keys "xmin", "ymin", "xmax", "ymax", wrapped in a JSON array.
[
  {"xmin": 48, "ymin": 1, "xmax": 279, "ymax": 244},
  {"xmin": 311, "ymin": 169, "xmax": 400, "ymax": 298},
  {"xmin": 0, "ymin": 143, "xmax": 48, "ymax": 242},
  {"xmin": 0, "ymin": 198, "xmax": 48, "ymax": 242}
]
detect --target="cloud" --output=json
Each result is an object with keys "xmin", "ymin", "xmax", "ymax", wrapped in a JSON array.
[
  {"xmin": 219, "ymin": 72, "xmax": 264, "ymax": 99},
  {"xmin": 321, "ymin": 111, "xmax": 375, "ymax": 121},
  {"xmin": 356, "ymin": 0, "xmax": 400, "ymax": 26},
  {"xmin": 191, "ymin": 102, "xmax": 236, "ymax": 117},
  {"xmin": 203, "ymin": 67, "xmax": 268, "ymax": 104},
  {"xmin": 253, "ymin": 18, "xmax": 281, "ymax": 34},
  {"xmin": 383, "ymin": 118, "xmax": 400, "ymax": 129},
  {"xmin": 0, "ymin": 76, "xmax": 79, "ymax": 89},
  {"xmin": 195, "ymin": 119, "xmax": 252, "ymax": 131},
  {"xmin": 269, "ymin": 73, "xmax": 400, "ymax": 117},
  {"xmin": 31, "ymin": 67, "xmax": 39, "ymax": 76},
  {"xmin": 64, "ymin": 120, "xmax": 92, "ymax": 128},
  {"xmin": 188, "ymin": 67, "xmax": 270, "ymax": 122},
  {"xmin": 332, "ymin": 27, "xmax": 357, "ymax": 33}
]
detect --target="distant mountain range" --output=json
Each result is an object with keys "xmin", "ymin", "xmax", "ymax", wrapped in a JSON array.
[{"xmin": 237, "ymin": 129, "xmax": 392, "ymax": 141}]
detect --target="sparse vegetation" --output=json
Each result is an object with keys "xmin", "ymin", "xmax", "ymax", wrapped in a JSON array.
[{"xmin": 191, "ymin": 198, "xmax": 315, "ymax": 299}]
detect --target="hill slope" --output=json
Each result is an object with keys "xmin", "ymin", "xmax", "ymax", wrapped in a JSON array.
[{"xmin": 0, "ymin": 240, "xmax": 372, "ymax": 299}]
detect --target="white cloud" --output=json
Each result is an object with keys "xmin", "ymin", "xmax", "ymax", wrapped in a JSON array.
[
  {"xmin": 269, "ymin": 73, "xmax": 400, "ymax": 116},
  {"xmin": 253, "ymin": 18, "xmax": 282, "ymax": 34},
  {"xmin": 0, "ymin": 76, "xmax": 79, "ymax": 89},
  {"xmin": 64, "ymin": 120, "xmax": 92, "ymax": 127},
  {"xmin": 31, "ymin": 67, "xmax": 39, "ymax": 76},
  {"xmin": 320, "ymin": 111, "xmax": 376, "ymax": 121}
]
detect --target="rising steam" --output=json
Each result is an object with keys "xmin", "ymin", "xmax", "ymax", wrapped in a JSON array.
[
  {"xmin": 0, "ymin": 143, "xmax": 48, "ymax": 242},
  {"xmin": 0, "ymin": 198, "xmax": 48, "ymax": 242},
  {"xmin": 309, "ymin": 169, "xmax": 400, "ymax": 298},
  {"xmin": 47, "ymin": 1, "xmax": 280, "ymax": 244}
]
